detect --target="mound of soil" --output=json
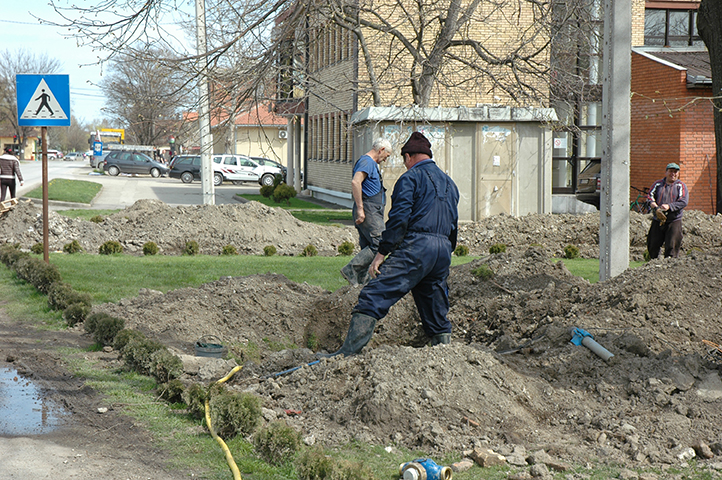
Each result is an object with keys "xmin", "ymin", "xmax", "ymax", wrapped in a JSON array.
[{"xmin": 3, "ymin": 200, "xmax": 722, "ymax": 472}]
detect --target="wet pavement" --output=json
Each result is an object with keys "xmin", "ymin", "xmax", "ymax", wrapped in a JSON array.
[{"xmin": 0, "ymin": 367, "xmax": 67, "ymax": 435}]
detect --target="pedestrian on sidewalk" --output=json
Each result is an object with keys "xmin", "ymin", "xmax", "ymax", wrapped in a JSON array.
[{"xmin": 0, "ymin": 146, "xmax": 24, "ymax": 202}]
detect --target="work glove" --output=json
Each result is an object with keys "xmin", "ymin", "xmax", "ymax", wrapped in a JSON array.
[{"xmin": 655, "ymin": 208, "xmax": 667, "ymax": 226}]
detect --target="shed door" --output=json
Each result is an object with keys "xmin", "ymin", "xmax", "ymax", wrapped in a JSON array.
[{"xmin": 476, "ymin": 125, "xmax": 515, "ymax": 218}]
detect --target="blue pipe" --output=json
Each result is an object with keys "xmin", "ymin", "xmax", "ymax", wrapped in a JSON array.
[{"xmin": 263, "ymin": 360, "xmax": 320, "ymax": 379}]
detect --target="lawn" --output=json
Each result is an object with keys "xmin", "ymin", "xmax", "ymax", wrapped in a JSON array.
[{"xmin": 24, "ymin": 178, "xmax": 102, "ymax": 204}]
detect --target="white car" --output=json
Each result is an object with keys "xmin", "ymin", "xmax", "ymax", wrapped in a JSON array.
[{"xmin": 211, "ymin": 154, "xmax": 282, "ymax": 187}]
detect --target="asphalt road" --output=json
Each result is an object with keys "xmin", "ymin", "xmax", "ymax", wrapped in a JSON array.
[{"xmin": 15, "ymin": 158, "xmax": 261, "ymax": 209}]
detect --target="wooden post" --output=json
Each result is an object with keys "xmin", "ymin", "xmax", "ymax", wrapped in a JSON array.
[{"xmin": 42, "ymin": 126, "xmax": 49, "ymax": 264}]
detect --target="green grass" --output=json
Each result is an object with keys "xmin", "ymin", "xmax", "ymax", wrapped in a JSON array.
[
  {"xmin": 57, "ymin": 209, "xmax": 121, "ymax": 220},
  {"xmin": 289, "ymin": 209, "xmax": 353, "ymax": 225},
  {"xmin": 239, "ymin": 194, "xmax": 332, "ymax": 209},
  {"xmin": 556, "ymin": 258, "xmax": 645, "ymax": 283},
  {"xmin": 24, "ymin": 178, "xmax": 102, "ymax": 204}
]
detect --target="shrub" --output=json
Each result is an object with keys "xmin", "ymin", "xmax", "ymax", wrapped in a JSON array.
[
  {"xmin": 182, "ymin": 383, "xmax": 210, "ymax": 419},
  {"xmin": 14, "ymin": 256, "xmax": 62, "ymax": 293},
  {"xmin": 93, "ymin": 315, "xmax": 126, "ymax": 346},
  {"xmin": 454, "ymin": 245, "xmax": 469, "ymax": 257},
  {"xmin": 208, "ymin": 390, "xmax": 262, "ymax": 438},
  {"xmin": 300, "ymin": 244, "xmax": 318, "ymax": 257},
  {"xmin": 90, "ymin": 215, "xmax": 104, "ymax": 224},
  {"xmin": 489, "ymin": 243, "xmax": 507, "ymax": 254},
  {"xmin": 272, "ymin": 183, "xmax": 297, "ymax": 205},
  {"xmin": 272, "ymin": 173, "xmax": 284, "ymax": 188},
  {"xmin": 253, "ymin": 421, "xmax": 302, "ymax": 465},
  {"xmin": 99, "ymin": 240, "xmax": 123, "ymax": 255},
  {"xmin": 221, "ymin": 245, "xmax": 238, "ymax": 255},
  {"xmin": 63, "ymin": 303, "xmax": 91, "ymax": 326},
  {"xmin": 306, "ymin": 333, "xmax": 318, "ymax": 351},
  {"xmin": 31, "ymin": 243, "xmax": 43, "ymax": 254},
  {"xmin": 296, "ymin": 447, "xmax": 374, "ymax": 480},
  {"xmin": 337, "ymin": 241, "xmax": 354, "ymax": 256},
  {"xmin": 113, "ymin": 328, "xmax": 145, "ymax": 352},
  {"xmin": 85, "ymin": 312, "xmax": 112, "ymax": 334},
  {"xmin": 47, "ymin": 282, "xmax": 92, "ymax": 311},
  {"xmin": 260, "ymin": 184, "xmax": 275, "ymax": 198},
  {"xmin": 143, "ymin": 242, "xmax": 159, "ymax": 256},
  {"xmin": 121, "ymin": 337, "xmax": 165, "ymax": 375},
  {"xmin": 158, "ymin": 379, "xmax": 185, "ymax": 404},
  {"xmin": 0, "ymin": 244, "xmax": 29, "ymax": 267},
  {"xmin": 63, "ymin": 240, "xmax": 82, "ymax": 254},
  {"xmin": 564, "ymin": 244, "xmax": 580, "ymax": 259},
  {"xmin": 471, "ymin": 263, "xmax": 494, "ymax": 280},
  {"xmin": 263, "ymin": 245, "xmax": 277, "ymax": 257},
  {"xmin": 183, "ymin": 240, "xmax": 199, "ymax": 256},
  {"xmin": 149, "ymin": 349, "xmax": 183, "ymax": 383}
]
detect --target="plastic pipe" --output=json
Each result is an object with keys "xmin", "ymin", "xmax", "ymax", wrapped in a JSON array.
[{"xmin": 581, "ymin": 335, "xmax": 614, "ymax": 361}]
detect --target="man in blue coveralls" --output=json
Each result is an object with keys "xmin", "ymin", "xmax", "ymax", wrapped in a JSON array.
[
  {"xmin": 341, "ymin": 138, "xmax": 392, "ymax": 285},
  {"xmin": 319, "ymin": 131, "xmax": 460, "ymax": 358}
]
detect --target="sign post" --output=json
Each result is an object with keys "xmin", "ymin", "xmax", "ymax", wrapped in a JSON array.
[{"xmin": 16, "ymin": 74, "xmax": 71, "ymax": 264}]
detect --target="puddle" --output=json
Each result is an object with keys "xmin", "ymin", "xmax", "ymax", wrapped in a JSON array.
[{"xmin": 0, "ymin": 367, "xmax": 67, "ymax": 435}]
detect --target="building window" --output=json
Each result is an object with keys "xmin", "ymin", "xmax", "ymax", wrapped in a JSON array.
[
  {"xmin": 552, "ymin": 101, "xmax": 602, "ymax": 194},
  {"xmin": 645, "ymin": 8, "xmax": 703, "ymax": 47}
]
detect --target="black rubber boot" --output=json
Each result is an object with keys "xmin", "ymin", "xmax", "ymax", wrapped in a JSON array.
[
  {"xmin": 430, "ymin": 333, "xmax": 451, "ymax": 346},
  {"xmin": 317, "ymin": 313, "xmax": 377, "ymax": 358},
  {"xmin": 340, "ymin": 247, "xmax": 375, "ymax": 286}
]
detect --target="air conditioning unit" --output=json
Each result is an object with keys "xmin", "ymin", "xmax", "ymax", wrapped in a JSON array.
[{"xmin": 278, "ymin": 129, "xmax": 288, "ymax": 139}]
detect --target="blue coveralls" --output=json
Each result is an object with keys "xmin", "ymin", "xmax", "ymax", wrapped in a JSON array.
[
  {"xmin": 352, "ymin": 155, "xmax": 386, "ymax": 250},
  {"xmin": 354, "ymin": 159, "xmax": 460, "ymax": 336}
]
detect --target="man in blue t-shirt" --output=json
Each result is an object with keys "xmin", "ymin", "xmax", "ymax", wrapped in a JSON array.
[{"xmin": 341, "ymin": 138, "xmax": 392, "ymax": 285}]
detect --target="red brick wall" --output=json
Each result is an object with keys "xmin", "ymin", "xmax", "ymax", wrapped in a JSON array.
[{"xmin": 631, "ymin": 52, "xmax": 716, "ymax": 213}]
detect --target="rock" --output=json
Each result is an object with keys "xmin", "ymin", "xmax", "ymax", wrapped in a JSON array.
[
  {"xmin": 619, "ymin": 468, "xmax": 638, "ymax": 480},
  {"xmin": 469, "ymin": 448, "xmax": 506, "ymax": 467},
  {"xmin": 529, "ymin": 463, "xmax": 551, "ymax": 479},
  {"xmin": 545, "ymin": 460, "xmax": 571, "ymax": 472},
  {"xmin": 450, "ymin": 458, "xmax": 474, "ymax": 472},
  {"xmin": 507, "ymin": 472, "xmax": 533, "ymax": 480},
  {"xmin": 677, "ymin": 447, "xmax": 696, "ymax": 462},
  {"xmin": 692, "ymin": 440, "xmax": 714, "ymax": 459},
  {"xmin": 303, "ymin": 435, "xmax": 315, "ymax": 446},
  {"xmin": 526, "ymin": 450, "xmax": 552, "ymax": 465},
  {"xmin": 97, "ymin": 407, "xmax": 108, "ymax": 413},
  {"xmin": 506, "ymin": 453, "xmax": 529, "ymax": 466},
  {"xmin": 261, "ymin": 407, "xmax": 277, "ymax": 422}
]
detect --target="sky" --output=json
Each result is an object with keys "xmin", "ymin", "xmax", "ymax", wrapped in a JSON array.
[{"xmin": 2, "ymin": 0, "xmax": 193, "ymax": 126}]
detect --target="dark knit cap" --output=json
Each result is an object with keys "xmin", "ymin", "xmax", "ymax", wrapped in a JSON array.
[{"xmin": 400, "ymin": 131, "xmax": 432, "ymax": 158}]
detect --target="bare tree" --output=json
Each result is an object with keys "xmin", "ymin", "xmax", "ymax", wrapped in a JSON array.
[
  {"xmin": 698, "ymin": 0, "xmax": 722, "ymax": 213},
  {"xmin": 0, "ymin": 49, "xmax": 61, "ymax": 157}
]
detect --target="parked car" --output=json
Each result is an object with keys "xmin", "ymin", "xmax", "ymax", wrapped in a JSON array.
[
  {"xmin": 168, "ymin": 155, "xmax": 201, "ymax": 183},
  {"xmin": 46, "ymin": 149, "xmax": 63, "ymax": 160},
  {"xmin": 90, "ymin": 151, "xmax": 110, "ymax": 168},
  {"xmin": 251, "ymin": 157, "xmax": 288, "ymax": 182},
  {"xmin": 212, "ymin": 154, "xmax": 282, "ymax": 187},
  {"xmin": 575, "ymin": 159, "xmax": 601, "ymax": 209},
  {"xmin": 102, "ymin": 151, "xmax": 170, "ymax": 177},
  {"xmin": 64, "ymin": 152, "xmax": 84, "ymax": 161}
]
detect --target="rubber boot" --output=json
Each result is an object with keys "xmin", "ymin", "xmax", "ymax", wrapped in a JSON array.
[
  {"xmin": 340, "ymin": 247, "xmax": 375, "ymax": 286},
  {"xmin": 317, "ymin": 313, "xmax": 377, "ymax": 358},
  {"xmin": 430, "ymin": 333, "xmax": 451, "ymax": 346}
]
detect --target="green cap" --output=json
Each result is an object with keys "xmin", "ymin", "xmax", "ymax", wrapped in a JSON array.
[{"xmin": 666, "ymin": 163, "xmax": 680, "ymax": 170}]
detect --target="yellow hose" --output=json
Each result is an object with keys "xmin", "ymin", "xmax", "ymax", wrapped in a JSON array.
[{"xmin": 204, "ymin": 365, "xmax": 243, "ymax": 480}]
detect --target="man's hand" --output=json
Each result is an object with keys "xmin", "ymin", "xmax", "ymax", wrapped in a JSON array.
[
  {"xmin": 368, "ymin": 253, "xmax": 385, "ymax": 279},
  {"xmin": 355, "ymin": 206, "xmax": 365, "ymax": 225}
]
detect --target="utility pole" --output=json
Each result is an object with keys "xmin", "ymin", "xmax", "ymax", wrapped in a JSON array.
[
  {"xmin": 195, "ymin": 0, "xmax": 214, "ymax": 204},
  {"xmin": 599, "ymin": 0, "xmax": 631, "ymax": 281}
]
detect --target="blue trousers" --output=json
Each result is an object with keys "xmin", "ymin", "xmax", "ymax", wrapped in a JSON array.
[{"xmin": 354, "ymin": 233, "xmax": 452, "ymax": 336}]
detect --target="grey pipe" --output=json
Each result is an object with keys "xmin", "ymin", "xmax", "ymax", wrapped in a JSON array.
[{"xmin": 581, "ymin": 335, "xmax": 614, "ymax": 361}]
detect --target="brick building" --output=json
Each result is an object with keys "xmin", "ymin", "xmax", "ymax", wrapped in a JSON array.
[{"xmin": 631, "ymin": 48, "xmax": 714, "ymax": 213}]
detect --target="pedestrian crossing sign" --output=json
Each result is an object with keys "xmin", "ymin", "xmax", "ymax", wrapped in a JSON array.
[{"xmin": 16, "ymin": 74, "xmax": 71, "ymax": 127}]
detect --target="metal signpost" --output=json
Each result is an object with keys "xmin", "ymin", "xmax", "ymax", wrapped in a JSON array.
[{"xmin": 16, "ymin": 74, "xmax": 71, "ymax": 263}]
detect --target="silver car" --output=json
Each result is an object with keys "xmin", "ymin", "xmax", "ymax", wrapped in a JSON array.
[{"xmin": 102, "ymin": 151, "xmax": 170, "ymax": 177}]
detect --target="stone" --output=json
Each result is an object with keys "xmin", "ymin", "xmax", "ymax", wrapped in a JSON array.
[
  {"xmin": 469, "ymin": 448, "xmax": 506, "ymax": 467},
  {"xmin": 619, "ymin": 468, "xmax": 638, "ymax": 480},
  {"xmin": 450, "ymin": 459, "xmax": 474, "ymax": 472},
  {"xmin": 529, "ymin": 463, "xmax": 550, "ymax": 478},
  {"xmin": 545, "ymin": 460, "xmax": 571, "ymax": 472},
  {"xmin": 692, "ymin": 440, "xmax": 714, "ymax": 459},
  {"xmin": 526, "ymin": 450, "xmax": 552, "ymax": 465},
  {"xmin": 677, "ymin": 447, "xmax": 696, "ymax": 462}
]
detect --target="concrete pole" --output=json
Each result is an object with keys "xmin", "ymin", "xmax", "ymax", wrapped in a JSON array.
[
  {"xmin": 294, "ymin": 116, "xmax": 302, "ymax": 191},
  {"xmin": 286, "ymin": 118, "xmax": 294, "ymax": 187},
  {"xmin": 195, "ymin": 0, "xmax": 215, "ymax": 204},
  {"xmin": 599, "ymin": 0, "xmax": 631, "ymax": 281}
]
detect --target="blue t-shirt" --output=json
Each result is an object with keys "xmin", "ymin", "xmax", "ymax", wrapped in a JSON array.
[{"xmin": 352, "ymin": 155, "xmax": 382, "ymax": 198}]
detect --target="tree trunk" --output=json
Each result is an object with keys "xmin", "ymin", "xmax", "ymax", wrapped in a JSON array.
[{"xmin": 698, "ymin": 0, "xmax": 722, "ymax": 214}]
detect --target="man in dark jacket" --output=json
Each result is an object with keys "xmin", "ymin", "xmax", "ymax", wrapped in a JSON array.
[
  {"xmin": 319, "ymin": 131, "xmax": 460, "ymax": 358},
  {"xmin": 0, "ymin": 146, "xmax": 24, "ymax": 202},
  {"xmin": 647, "ymin": 162, "xmax": 688, "ymax": 258}
]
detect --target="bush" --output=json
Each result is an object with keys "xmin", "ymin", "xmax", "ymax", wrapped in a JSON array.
[
  {"xmin": 63, "ymin": 303, "xmax": 91, "ymax": 326},
  {"xmin": 564, "ymin": 244, "xmax": 580, "ymax": 259},
  {"xmin": 93, "ymin": 315, "xmax": 126, "ymax": 346},
  {"xmin": 157, "ymin": 379, "xmax": 185, "ymax": 404},
  {"xmin": 643, "ymin": 249, "xmax": 651, "ymax": 262},
  {"xmin": 47, "ymin": 282, "xmax": 92, "ymax": 311},
  {"xmin": 183, "ymin": 240, "xmax": 199, "ymax": 256},
  {"xmin": 272, "ymin": 183, "xmax": 297, "ymax": 205},
  {"xmin": 263, "ymin": 245, "xmax": 277, "ymax": 257},
  {"xmin": 85, "ymin": 312, "xmax": 111, "ymax": 334},
  {"xmin": 0, "ymin": 244, "xmax": 28, "ymax": 267},
  {"xmin": 253, "ymin": 421, "xmax": 302, "ymax": 465},
  {"xmin": 90, "ymin": 215, "xmax": 104, "ymax": 224},
  {"xmin": 182, "ymin": 383, "xmax": 211, "ymax": 419},
  {"xmin": 454, "ymin": 245, "xmax": 469, "ymax": 257},
  {"xmin": 121, "ymin": 337, "xmax": 165, "ymax": 375},
  {"xmin": 208, "ymin": 390, "xmax": 262, "ymax": 438},
  {"xmin": 300, "ymin": 244, "xmax": 318, "ymax": 257},
  {"xmin": 489, "ymin": 243, "xmax": 507, "ymax": 254},
  {"xmin": 337, "ymin": 241, "xmax": 354, "ymax": 256},
  {"xmin": 99, "ymin": 240, "xmax": 123, "ymax": 255},
  {"xmin": 260, "ymin": 184, "xmax": 275, "ymax": 198},
  {"xmin": 149, "ymin": 349, "xmax": 183, "ymax": 383},
  {"xmin": 113, "ymin": 328, "xmax": 145, "ymax": 352},
  {"xmin": 221, "ymin": 245, "xmax": 238, "ymax": 255},
  {"xmin": 143, "ymin": 242, "xmax": 159, "ymax": 256},
  {"xmin": 31, "ymin": 243, "xmax": 43, "ymax": 255},
  {"xmin": 14, "ymin": 256, "xmax": 62, "ymax": 293},
  {"xmin": 63, "ymin": 240, "xmax": 82, "ymax": 254},
  {"xmin": 296, "ymin": 446, "xmax": 374, "ymax": 480},
  {"xmin": 471, "ymin": 263, "xmax": 494, "ymax": 280}
]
